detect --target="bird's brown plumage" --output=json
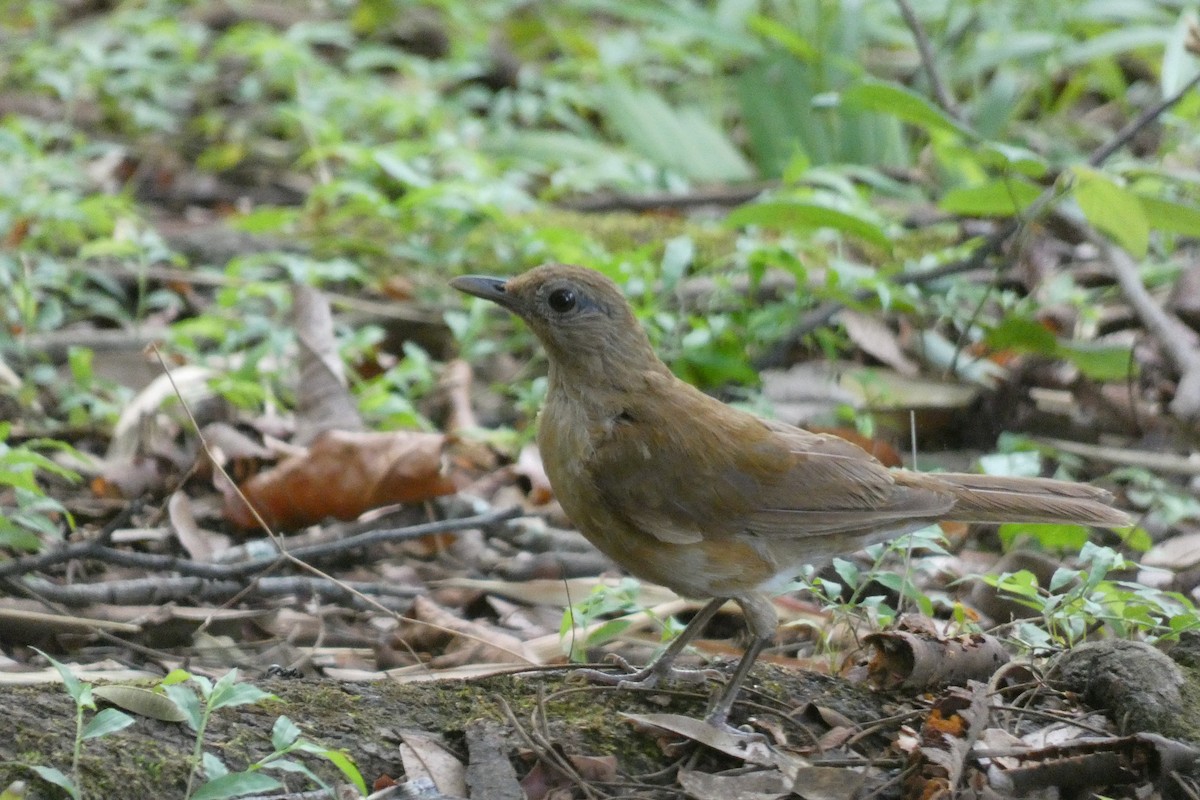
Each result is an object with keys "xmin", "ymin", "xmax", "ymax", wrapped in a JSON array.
[{"xmin": 452, "ymin": 263, "xmax": 1130, "ymax": 727}]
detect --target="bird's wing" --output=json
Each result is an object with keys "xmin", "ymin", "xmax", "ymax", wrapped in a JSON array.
[
  {"xmin": 587, "ymin": 376, "xmax": 954, "ymax": 544},
  {"xmin": 740, "ymin": 420, "xmax": 955, "ymax": 537}
]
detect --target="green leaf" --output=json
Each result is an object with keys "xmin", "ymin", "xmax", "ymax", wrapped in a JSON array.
[
  {"xmin": 831, "ymin": 558, "xmax": 859, "ymax": 589},
  {"xmin": 209, "ymin": 682, "xmax": 274, "ymax": 712},
  {"xmin": 314, "ymin": 749, "xmax": 366, "ymax": 795},
  {"xmin": 601, "ymin": 81, "xmax": 754, "ymax": 182},
  {"xmin": 585, "ymin": 618, "xmax": 633, "ymax": 647},
  {"xmin": 1073, "ymin": 168, "xmax": 1149, "ymax": 257},
  {"xmin": 746, "ymin": 14, "xmax": 817, "ymax": 61},
  {"xmin": 93, "ymin": 685, "xmax": 189, "ymax": 722},
  {"xmin": 1054, "ymin": 341, "xmax": 1134, "ymax": 381},
  {"xmin": 726, "ymin": 200, "xmax": 889, "ymax": 247},
  {"xmin": 984, "ymin": 316, "xmax": 1057, "ymax": 354},
  {"xmin": 28, "ymin": 765, "xmax": 79, "ymax": 800},
  {"xmin": 841, "ymin": 79, "xmax": 973, "ymax": 138},
  {"xmin": 1137, "ymin": 195, "xmax": 1200, "ymax": 237},
  {"xmin": 34, "ymin": 649, "xmax": 86, "ymax": 705},
  {"xmin": 162, "ymin": 683, "xmax": 202, "ymax": 731},
  {"xmin": 202, "ymin": 752, "xmax": 228, "ymax": 780},
  {"xmin": 271, "ymin": 716, "xmax": 302, "ymax": 751},
  {"xmin": 940, "ymin": 179, "xmax": 1042, "ymax": 216},
  {"xmin": 191, "ymin": 772, "xmax": 282, "ymax": 800},
  {"xmin": 82, "ymin": 708, "xmax": 135, "ymax": 739},
  {"xmin": 998, "ymin": 523, "xmax": 1091, "ymax": 552}
]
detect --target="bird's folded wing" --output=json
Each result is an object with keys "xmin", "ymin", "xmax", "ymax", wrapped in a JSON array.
[{"xmin": 589, "ymin": 393, "xmax": 954, "ymax": 543}]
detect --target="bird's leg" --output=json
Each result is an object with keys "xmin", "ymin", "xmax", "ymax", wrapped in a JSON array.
[
  {"xmin": 574, "ymin": 596, "xmax": 727, "ymax": 689},
  {"xmin": 705, "ymin": 592, "xmax": 777, "ymax": 730}
]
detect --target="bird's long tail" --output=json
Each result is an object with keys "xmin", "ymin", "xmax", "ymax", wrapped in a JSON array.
[{"xmin": 895, "ymin": 472, "xmax": 1131, "ymax": 527}]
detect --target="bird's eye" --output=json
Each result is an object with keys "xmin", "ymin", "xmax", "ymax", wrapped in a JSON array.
[{"xmin": 547, "ymin": 288, "xmax": 577, "ymax": 313}]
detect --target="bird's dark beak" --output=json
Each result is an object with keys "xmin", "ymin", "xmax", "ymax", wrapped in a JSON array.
[{"xmin": 450, "ymin": 275, "xmax": 515, "ymax": 310}]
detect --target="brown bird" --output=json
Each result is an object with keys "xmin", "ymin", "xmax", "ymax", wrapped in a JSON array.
[{"xmin": 452, "ymin": 263, "xmax": 1129, "ymax": 728}]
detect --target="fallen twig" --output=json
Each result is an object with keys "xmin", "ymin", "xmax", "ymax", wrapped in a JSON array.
[
  {"xmin": 11, "ymin": 575, "xmax": 419, "ymax": 609},
  {"xmin": 1094, "ymin": 236, "xmax": 1200, "ymax": 419}
]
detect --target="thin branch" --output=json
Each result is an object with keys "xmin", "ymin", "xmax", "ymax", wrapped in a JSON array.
[
  {"xmin": 11, "ymin": 575, "xmax": 419, "ymax": 610},
  {"xmin": 0, "ymin": 506, "xmax": 522, "ymax": 581},
  {"xmin": 1091, "ymin": 234, "xmax": 1200, "ymax": 419},
  {"xmin": 895, "ymin": 0, "xmax": 960, "ymax": 120}
]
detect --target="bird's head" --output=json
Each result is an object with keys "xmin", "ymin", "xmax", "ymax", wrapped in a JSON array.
[{"xmin": 451, "ymin": 263, "xmax": 663, "ymax": 383}]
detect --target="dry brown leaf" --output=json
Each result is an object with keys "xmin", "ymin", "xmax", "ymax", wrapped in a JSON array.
[
  {"xmin": 225, "ymin": 429, "xmax": 456, "ymax": 530},
  {"xmin": 398, "ymin": 730, "xmax": 468, "ymax": 799},
  {"xmin": 293, "ymin": 283, "xmax": 363, "ymax": 444},
  {"xmin": 515, "ymin": 444, "xmax": 554, "ymax": 505},
  {"xmin": 168, "ymin": 490, "xmax": 231, "ymax": 561},
  {"xmin": 387, "ymin": 595, "xmax": 535, "ymax": 669},
  {"xmin": 839, "ymin": 309, "xmax": 918, "ymax": 376},
  {"xmin": 439, "ymin": 359, "xmax": 478, "ymax": 434},
  {"xmin": 620, "ymin": 712, "xmax": 776, "ymax": 766},
  {"xmin": 91, "ymin": 456, "xmax": 168, "ymax": 499},
  {"xmin": 677, "ymin": 767, "xmax": 788, "ymax": 800},
  {"xmin": 520, "ymin": 753, "xmax": 618, "ymax": 800}
]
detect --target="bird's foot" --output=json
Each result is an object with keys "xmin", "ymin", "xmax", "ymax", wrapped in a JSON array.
[
  {"xmin": 704, "ymin": 708, "xmax": 768, "ymax": 743},
  {"xmin": 573, "ymin": 653, "xmax": 720, "ymax": 690}
]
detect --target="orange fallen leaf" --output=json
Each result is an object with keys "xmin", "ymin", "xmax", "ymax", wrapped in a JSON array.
[{"xmin": 225, "ymin": 429, "xmax": 456, "ymax": 530}]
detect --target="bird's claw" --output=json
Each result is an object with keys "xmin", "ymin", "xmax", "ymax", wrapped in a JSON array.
[
  {"xmin": 704, "ymin": 710, "xmax": 769, "ymax": 744},
  {"xmin": 572, "ymin": 655, "xmax": 721, "ymax": 690}
]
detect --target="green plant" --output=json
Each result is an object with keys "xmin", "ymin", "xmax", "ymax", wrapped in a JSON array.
[
  {"xmin": 161, "ymin": 668, "xmax": 366, "ymax": 800},
  {"xmin": 559, "ymin": 577, "xmax": 683, "ymax": 664},
  {"xmin": 796, "ymin": 526, "xmax": 948, "ymax": 637},
  {"xmin": 981, "ymin": 542, "xmax": 1200, "ymax": 651},
  {"xmin": 0, "ymin": 423, "xmax": 81, "ymax": 552},
  {"xmin": 22, "ymin": 649, "xmax": 135, "ymax": 800}
]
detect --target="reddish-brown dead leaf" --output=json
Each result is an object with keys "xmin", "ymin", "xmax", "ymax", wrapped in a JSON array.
[{"xmin": 225, "ymin": 429, "xmax": 455, "ymax": 530}]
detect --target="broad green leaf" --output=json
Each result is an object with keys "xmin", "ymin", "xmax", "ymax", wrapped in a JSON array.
[
  {"xmin": 314, "ymin": 749, "xmax": 366, "ymax": 795},
  {"xmin": 233, "ymin": 207, "xmax": 299, "ymax": 234},
  {"xmin": 1073, "ymin": 168, "xmax": 1149, "ymax": 257},
  {"xmin": 940, "ymin": 179, "xmax": 1042, "ymax": 216},
  {"xmin": 34, "ymin": 649, "xmax": 86, "ymax": 705},
  {"xmin": 191, "ymin": 772, "xmax": 282, "ymax": 800},
  {"xmin": 262, "ymin": 758, "xmax": 329, "ymax": 792},
  {"xmin": 585, "ymin": 618, "xmax": 633, "ymax": 647},
  {"xmin": 841, "ymin": 79, "xmax": 973, "ymax": 138},
  {"xmin": 208, "ymin": 682, "xmax": 274, "ymax": 712},
  {"xmin": 1060, "ymin": 26, "xmax": 1172, "ymax": 67},
  {"xmin": 601, "ymin": 81, "xmax": 754, "ymax": 182},
  {"xmin": 93, "ymin": 685, "xmax": 188, "ymax": 722},
  {"xmin": 202, "ymin": 752, "xmax": 228, "ymax": 780},
  {"xmin": 160, "ymin": 668, "xmax": 193, "ymax": 686},
  {"xmin": 974, "ymin": 142, "xmax": 1049, "ymax": 177},
  {"xmin": 82, "ymin": 708, "xmax": 135, "ymax": 740},
  {"xmin": 999, "ymin": 523, "xmax": 1091, "ymax": 552},
  {"xmin": 726, "ymin": 200, "xmax": 889, "ymax": 247},
  {"xmin": 1054, "ymin": 341, "xmax": 1135, "ymax": 381},
  {"xmin": 28, "ymin": 766, "xmax": 79, "ymax": 800},
  {"xmin": 1138, "ymin": 195, "xmax": 1200, "ymax": 237},
  {"xmin": 746, "ymin": 14, "xmax": 816, "ymax": 61},
  {"xmin": 271, "ymin": 716, "xmax": 302, "ymax": 751},
  {"xmin": 983, "ymin": 316, "xmax": 1057, "ymax": 354},
  {"xmin": 162, "ymin": 683, "xmax": 202, "ymax": 730}
]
